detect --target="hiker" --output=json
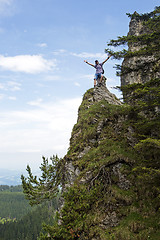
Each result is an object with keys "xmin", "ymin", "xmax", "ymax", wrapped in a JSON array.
[{"xmin": 84, "ymin": 55, "xmax": 111, "ymax": 87}]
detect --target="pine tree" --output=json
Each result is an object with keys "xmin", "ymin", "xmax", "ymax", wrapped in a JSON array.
[
  {"xmin": 106, "ymin": 6, "xmax": 160, "ymax": 78},
  {"xmin": 21, "ymin": 155, "xmax": 64, "ymax": 206}
]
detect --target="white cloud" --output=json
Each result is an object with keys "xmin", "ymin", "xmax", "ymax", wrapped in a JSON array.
[
  {"xmin": 52, "ymin": 50, "xmax": 109, "ymax": 61},
  {"xmin": 79, "ymin": 74, "xmax": 94, "ymax": 79},
  {"xmin": 107, "ymin": 77, "xmax": 119, "ymax": 87},
  {"xmin": 0, "ymin": 0, "xmax": 12, "ymax": 3},
  {"xmin": 7, "ymin": 81, "xmax": 21, "ymax": 91},
  {"xmin": 0, "ymin": 94, "xmax": 4, "ymax": 100},
  {"xmin": 0, "ymin": 97, "xmax": 82, "ymax": 156},
  {"xmin": 45, "ymin": 75, "xmax": 61, "ymax": 81},
  {"xmin": 0, "ymin": 81, "xmax": 21, "ymax": 91},
  {"xmin": 37, "ymin": 43, "xmax": 47, "ymax": 48},
  {"xmin": 74, "ymin": 82, "xmax": 80, "ymax": 87},
  {"xmin": 8, "ymin": 96, "xmax": 16, "ymax": 100},
  {"xmin": 27, "ymin": 98, "xmax": 43, "ymax": 106},
  {"xmin": 0, "ymin": 0, "xmax": 15, "ymax": 16},
  {"xmin": 0, "ymin": 0, "xmax": 12, "ymax": 7},
  {"xmin": 0, "ymin": 55, "xmax": 57, "ymax": 74},
  {"xmin": 52, "ymin": 49, "xmax": 108, "ymax": 60},
  {"xmin": 53, "ymin": 49, "xmax": 67, "ymax": 55},
  {"xmin": 105, "ymin": 77, "xmax": 122, "ymax": 98},
  {"xmin": 0, "ymin": 83, "xmax": 5, "ymax": 89},
  {"xmin": 70, "ymin": 51, "xmax": 107, "ymax": 60}
]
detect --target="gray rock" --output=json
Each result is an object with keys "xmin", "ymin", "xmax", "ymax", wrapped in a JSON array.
[
  {"xmin": 112, "ymin": 163, "xmax": 131, "ymax": 190},
  {"xmin": 101, "ymin": 211, "xmax": 119, "ymax": 228},
  {"xmin": 77, "ymin": 146, "xmax": 91, "ymax": 159},
  {"xmin": 93, "ymin": 82, "xmax": 122, "ymax": 106},
  {"xmin": 121, "ymin": 14, "xmax": 160, "ymax": 92}
]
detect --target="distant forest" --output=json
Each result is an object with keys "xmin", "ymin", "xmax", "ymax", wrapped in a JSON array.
[{"xmin": 0, "ymin": 185, "xmax": 58, "ymax": 240}]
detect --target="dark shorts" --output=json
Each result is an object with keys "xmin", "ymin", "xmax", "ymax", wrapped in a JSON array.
[{"xmin": 94, "ymin": 73, "xmax": 102, "ymax": 80}]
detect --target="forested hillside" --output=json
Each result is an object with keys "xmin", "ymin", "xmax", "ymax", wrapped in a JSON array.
[
  {"xmin": 0, "ymin": 185, "xmax": 58, "ymax": 240},
  {"xmin": 0, "ymin": 185, "xmax": 32, "ymax": 220}
]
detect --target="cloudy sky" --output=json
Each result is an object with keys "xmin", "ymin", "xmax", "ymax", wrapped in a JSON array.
[{"xmin": 0, "ymin": 0, "xmax": 158, "ymax": 172}]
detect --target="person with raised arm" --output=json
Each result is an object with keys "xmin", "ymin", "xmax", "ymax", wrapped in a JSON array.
[{"xmin": 84, "ymin": 55, "xmax": 111, "ymax": 87}]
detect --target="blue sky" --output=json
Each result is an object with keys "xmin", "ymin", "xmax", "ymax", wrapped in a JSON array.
[{"xmin": 0, "ymin": 0, "xmax": 159, "ymax": 173}]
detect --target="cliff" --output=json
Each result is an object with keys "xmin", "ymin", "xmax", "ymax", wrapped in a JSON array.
[
  {"xmin": 64, "ymin": 82, "xmax": 124, "ymax": 188},
  {"xmin": 53, "ymin": 82, "xmax": 159, "ymax": 239},
  {"xmin": 50, "ymin": 64, "xmax": 158, "ymax": 240},
  {"xmin": 58, "ymin": 83, "xmax": 133, "ymax": 238},
  {"xmin": 50, "ymin": 13, "xmax": 160, "ymax": 240},
  {"xmin": 22, "ymin": 9, "xmax": 160, "ymax": 240},
  {"xmin": 121, "ymin": 12, "xmax": 160, "ymax": 88}
]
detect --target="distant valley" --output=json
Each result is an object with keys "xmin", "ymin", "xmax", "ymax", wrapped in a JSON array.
[
  {"xmin": 0, "ymin": 169, "xmax": 40, "ymax": 185},
  {"xmin": 0, "ymin": 169, "xmax": 22, "ymax": 185}
]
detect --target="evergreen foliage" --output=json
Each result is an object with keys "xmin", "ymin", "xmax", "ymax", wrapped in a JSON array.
[
  {"xmin": 22, "ymin": 82, "xmax": 160, "ymax": 239},
  {"xmin": 105, "ymin": 6, "xmax": 160, "ymax": 77},
  {"xmin": 21, "ymin": 7, "xmax": 160, "ymax": 240},
  {"xmin": 0, "ymin": 185, "xmax": 58, "ymax": 240},
  {"xmin": 21, "ymin": 155, "xmax": 63, "ymax": 206},
  {"xmin": 0, "ymin": 201, "xmax": 57, "ymax": 240},
  {"xmin": 0, "ymin": 185, "xmax": 22, "ymax": 192},
  {"xmin": 0, "ymin": 186, "xmax": 32, "ymax": 220}
]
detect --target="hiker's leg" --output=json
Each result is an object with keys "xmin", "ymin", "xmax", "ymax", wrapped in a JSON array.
[
  {"xmin": 100, "ymin": 74, "xmax": 103, "ymax": 83},
  {"xmin": 94, "ymin": 74, "xmax": 98, "ymax": 87}
]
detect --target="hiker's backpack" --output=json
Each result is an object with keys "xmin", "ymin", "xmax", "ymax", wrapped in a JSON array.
[{"xmin": 101, "ymin": 63, "xmax": 104, "ymax": 74}]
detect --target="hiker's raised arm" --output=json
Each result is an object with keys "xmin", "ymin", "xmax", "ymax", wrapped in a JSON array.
[
  {"xmin": 102, "ymin": 55, "xmax": 111, "ymax": 65},
  {"xmin": 84, "ymin": 60, "xmax": 95, "ymax": 68}
]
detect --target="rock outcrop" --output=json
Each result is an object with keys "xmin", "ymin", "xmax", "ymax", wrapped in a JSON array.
[
  {"xmin": 121, "ymin": 12, "xmax": 160, "ymax": 87},
  {"xmin": 64, "ymin": 79, "xmax": 122, "ymax": 189},
  {"xmin": 53, "ymin": 13, "xmax": 160, "ymax": 240},
  {"xmin": 57, "ymin": 81, "xmax": 136, "ymax": 239}
]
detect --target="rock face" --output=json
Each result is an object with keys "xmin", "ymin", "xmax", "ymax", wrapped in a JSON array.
[
  {"xmin": 55, "ymin": 62, "xmax": 160, "ymax": 239},
  {"xmin": 93, "ymin": 82, "xmax": 122, "ymax": 106},
  {"xmin": 58, "ymin": 81, "xmax": 135, "ymax": 238},
  {"xmin": 64, "ymin": 79, "xmax": 122, "ymax": 188},
  {"xmin": 54, "ymin": 13, "xmax": 160, "ymax": 240},
  {"xmin": 121, "ymin": 13, "xmax": 160, "ymax": 87},
  {"xmin": 80, "ymin": 77, "xmax": 121, "ymax": 106}
]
